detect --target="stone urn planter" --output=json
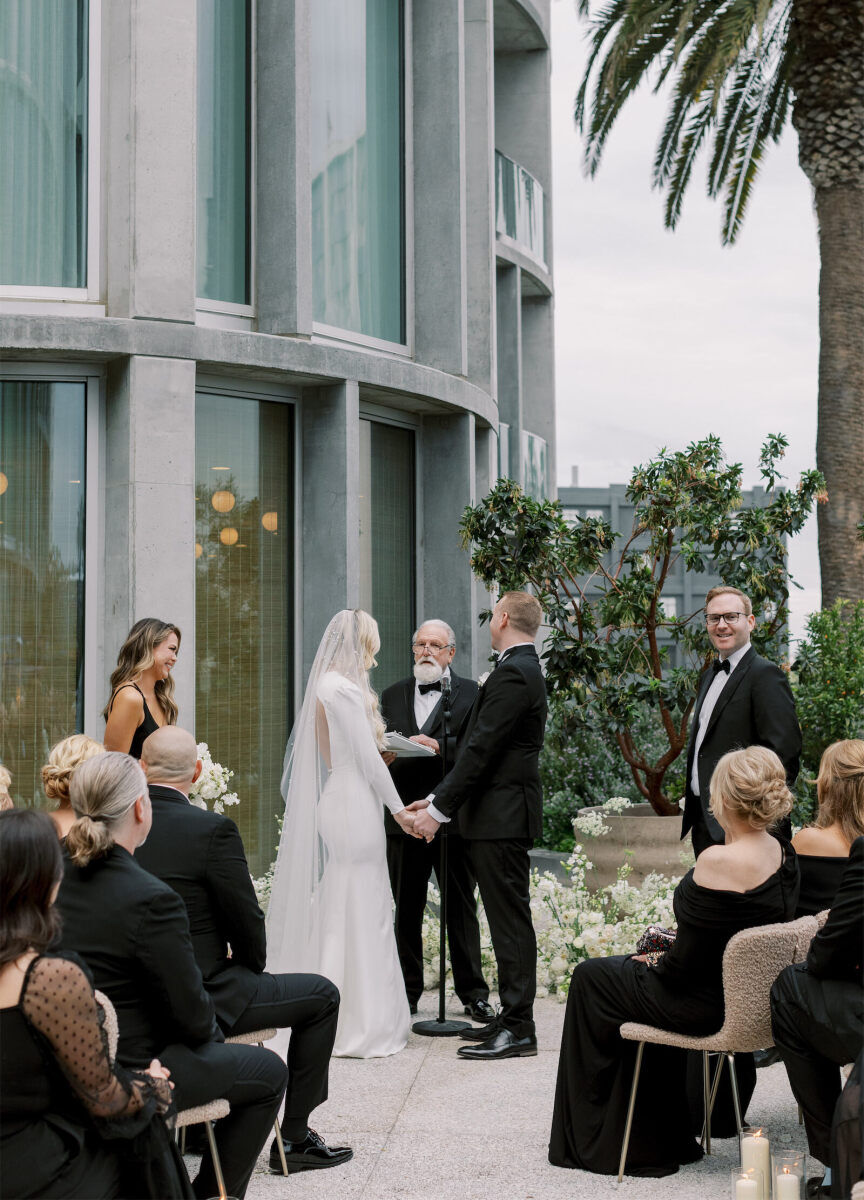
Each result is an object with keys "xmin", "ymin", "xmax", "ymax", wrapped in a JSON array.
[{"xmin": 575, "ymin": 803, "xmax": 693, "ymax": 890}]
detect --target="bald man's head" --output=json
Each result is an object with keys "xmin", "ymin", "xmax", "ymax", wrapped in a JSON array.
[{"xmin": 141, "ymin": 726, "xmax": 200, "ymax": 791}]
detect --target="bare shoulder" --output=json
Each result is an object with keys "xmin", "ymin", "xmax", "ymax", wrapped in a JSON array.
[
  {"xmin": 693, "ymin": 844, "xmax": 731, "ymax": 889},
  {"xmin": 110, "ymin": 685, "xmax": 144, "ymax": 715},
  {"xmin": 793, "ymin": 824, "xmax": 849, "ymax": 856}
]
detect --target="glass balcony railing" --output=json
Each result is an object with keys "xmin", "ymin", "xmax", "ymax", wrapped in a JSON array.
[{"xmin": 495, "ymin": 150, "xmax": 546, "ymax": 268}]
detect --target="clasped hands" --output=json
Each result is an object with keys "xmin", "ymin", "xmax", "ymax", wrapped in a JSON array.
[{"xmin": 394, "ymin": 801, "xmax": 439, "ymax": 842}]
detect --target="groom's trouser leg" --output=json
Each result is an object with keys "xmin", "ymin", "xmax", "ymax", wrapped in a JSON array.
[
  {"xmin": 226, "ymin": 971, "xmax": 339, "ymax": 1140},
  {"xmin": 387, "ymin": 834, "xmax": 434, "ymax": 1005},
  {"xmin": 469, "ymin": 838, "xmax": 536, "ymax": 1038},
  {"xmin": 436, "ymin": 834, "xmax": 489, "ymax": 1005}
]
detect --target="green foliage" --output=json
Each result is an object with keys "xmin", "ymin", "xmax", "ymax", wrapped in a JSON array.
[
  {"xmin": 791, "ymin": 600, "xmax": 864, "ymax": 823},
  {"xmin": 460, "ymin": 434, "xmax": 824, "ymax": 815},
  {"xmin": 575, "ymin": 0, "xmax": 794, "ymax": 244}
]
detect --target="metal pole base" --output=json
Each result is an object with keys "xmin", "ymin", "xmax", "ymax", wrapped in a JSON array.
[{"xmin": 412, "ymin": 1017, "xmax": 471, "ymax": 1037}]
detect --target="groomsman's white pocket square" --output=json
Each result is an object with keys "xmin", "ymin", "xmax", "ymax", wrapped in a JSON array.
[{"xmin": 477, "ymin": 671, "xmax": 491, "ymax": 687}]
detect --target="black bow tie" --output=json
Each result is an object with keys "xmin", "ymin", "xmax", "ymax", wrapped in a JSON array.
[
  {"xmin": 712, "ymin": 658, "xmax": 731, "ymax": 676},
  {"xmin": 418, "ymin": 681, "xmax": 442, "ymax": 694}
]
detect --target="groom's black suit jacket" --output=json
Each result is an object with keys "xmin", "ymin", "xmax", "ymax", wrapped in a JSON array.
[
  {"xmin": 682, "ymin": 648, "xmax": 801, "ymax": 845},
  {"xmin": 134, "ymin": 784, "xmax": 266, "ymax": 1028},
  {"xmin": 431, "ymin": 645, "xmax": 547, "ymax": 840},
  {"xmin": 380, "ymin": 669, "xmax": 478, "ymax": 834}
]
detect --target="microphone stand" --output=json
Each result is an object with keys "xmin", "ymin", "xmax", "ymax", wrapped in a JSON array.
[{"xmin": 412, "ymin": 676, "xmax": 470, "ymax": 1037}]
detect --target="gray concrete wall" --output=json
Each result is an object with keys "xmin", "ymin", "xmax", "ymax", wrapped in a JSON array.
[
  {"xmin": 495, "ymin": 264, "xmax": 522, "ymax": 482},
  {"xmin": 103, "ymin": 356, "xmax": 197, "ymax": 721},
  {"xmin": 464, "ymin": 0, "xmax": 497, "ymax": 396},
  {"xmin": 521, "ymin": 293, "xmax": 556, "ymax": 494},
  {"xmin": 300, "ymin": 381, "xmax": 361, "ymax": 679}
]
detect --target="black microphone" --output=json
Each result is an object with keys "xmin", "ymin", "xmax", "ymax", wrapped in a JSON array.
[{"xmin": 440, "ymin": 676, "xmax": 451, "ymax": 697}]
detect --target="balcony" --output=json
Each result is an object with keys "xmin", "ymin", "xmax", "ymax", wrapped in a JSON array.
[{"xmin": 495, "ymin": 150, "xmax": 546, "ymax": 269}]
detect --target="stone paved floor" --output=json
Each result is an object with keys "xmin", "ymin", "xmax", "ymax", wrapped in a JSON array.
[{"xmin": 189, "ymin": 993, "xmax": 817, "ymax": 1200}]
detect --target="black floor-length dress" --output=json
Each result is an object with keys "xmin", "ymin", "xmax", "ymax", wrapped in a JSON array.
[{"xmin": 549, "ymin": 844, "xmax": 799, "ymax": 1177}]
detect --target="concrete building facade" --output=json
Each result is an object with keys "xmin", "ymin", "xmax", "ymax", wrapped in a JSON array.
[{"xmin": 0, "ymin": 0, "xmax": 555, "ymax": 871}]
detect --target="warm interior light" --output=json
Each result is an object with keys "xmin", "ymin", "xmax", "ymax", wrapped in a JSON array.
[
  {"xmin": 212, "ymin": 490, "xmax": 236, "ymax": 513},
  {"xmin": 219, "ymin": 527, "xmax": 239, "ymax": 546},
  {"xmin": 194, "ymin": 543, "xmax": 203, "ymax": 558},
  {"xmin": 261, "ymin": 511, "xmax": 278, "ymax": 532},
  {"xmin": 0, "ymin": 472, "xmax": 7, "ymax": 495}
]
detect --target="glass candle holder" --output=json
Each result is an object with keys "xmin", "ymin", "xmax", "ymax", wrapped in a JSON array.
[
  {"xmin": 740, "ymin": 1127, "xmax": 771, "ymax": 1199},
  {"xmin": 731, "ymin": 1167, "xmax": 765, "ymax": 1199},
  {"xmin": 771, "ymin": 1152, "xmax": 807, "ymax": 1199}
]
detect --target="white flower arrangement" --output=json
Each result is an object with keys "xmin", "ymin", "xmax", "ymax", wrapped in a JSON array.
[
  {"xmin": 573, "ymin": 794, "xmax": 635, "ymax": 838},
  {"xmin": 188, "ymin": 743, "xmax": 240, "ymax": 815}
]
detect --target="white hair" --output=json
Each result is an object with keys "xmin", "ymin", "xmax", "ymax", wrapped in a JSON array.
[{"xmin": 412, "ymin": 619, "xmax": 455, "ymax": 646}]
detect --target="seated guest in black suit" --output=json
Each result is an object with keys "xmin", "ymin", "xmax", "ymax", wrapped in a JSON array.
[
  {"xmin": 771, "ymin": 836, "xmax": 864, "ymax": 1197},
  {"xmin": 381, "ymin": 619, "xmax": 491, "ymax": 1021},
  {"xmin": 137, "ymin": 726, "xmax": 352, "ymax": 1177},
  {"xmin": 0, "ymin": 809, "xmax": 185, "ymax": 1200},
  {"xmin": 57, "ymin": 752, "xmax": 288, "ymax": 1200},
  {"xmin": 792, "ymin": 740, "xmax": 864, "ymax": 917}
]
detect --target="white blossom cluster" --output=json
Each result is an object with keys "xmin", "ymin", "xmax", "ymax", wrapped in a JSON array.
[
  {"xmin": 188, "ymin": 742, "xmax": 240, "ymax": 814},
  {"xmin": 573, "ymin": 794, "xmax": 634, "ymax": 838}
]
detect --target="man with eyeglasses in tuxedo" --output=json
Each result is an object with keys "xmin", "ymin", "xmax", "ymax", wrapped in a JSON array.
[
  {"xmin": 683, "ymin": 585, "xmax": 801, "ymax": 856},
  {"xmin": 380, "ymin": 621, "xmax": 492, "ymax": 1023}
]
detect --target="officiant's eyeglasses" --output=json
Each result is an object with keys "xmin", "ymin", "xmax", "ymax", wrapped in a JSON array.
[
  {"xmin": 704, "ymin": 612, "xmax": 745, "ymax": 626},
  {"xmin": 412, "ymin": 640, "xmax": 453, "ymax": 652}
]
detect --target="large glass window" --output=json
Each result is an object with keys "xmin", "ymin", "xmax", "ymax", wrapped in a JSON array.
[
  {"xmin": 358, "ymin": 420, "xmax": 415, "ymax": 690},
  {"xmin": 0, "ymin": 1, "xmax": 89, "ymax": 288},
  {"xmin": 197, "ymin": 0, "xmax": 251, "ymax": 305},
  {"xmin": 0, "ymin": 381, "xmax": 87, "ymax": 803},
  {"xmin": 195, "ymin": 392, "xmax": 293, "ymax": 874},
  {"xmin": 311, "ymin": 0, "xmax": 404, "ymax": 343}
]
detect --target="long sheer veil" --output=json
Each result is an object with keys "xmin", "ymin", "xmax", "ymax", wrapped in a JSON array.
[{"xmin": 265, "ymin": 610, "xmax": 384, "ymax": 975}]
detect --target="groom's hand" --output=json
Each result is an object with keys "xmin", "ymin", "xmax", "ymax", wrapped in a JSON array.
[
  {"xmin": 405, "ymin": 798, "xmax": 430, "ymax": 812},
  {"xmin": 413, "ymin": 808, "xmax": 441, "ymax": 843}
]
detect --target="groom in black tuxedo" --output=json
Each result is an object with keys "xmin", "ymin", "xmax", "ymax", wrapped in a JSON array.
[
  {"xmin": 136, "ymin": 726, "xmax": 353, "ymax": 1178},
  {"xmin": 412, "ymin": 591, "xmax": 547, "ymax": 1060},
  {"xmin": 683, "ymin": 585, "xmax": 801, "ymax": 856},
  {"xmin": 380, "ymin": 620, "xmax": 492, "ymax": 1021}
]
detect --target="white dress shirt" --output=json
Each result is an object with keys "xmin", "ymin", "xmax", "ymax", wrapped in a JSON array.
[
  {"xmin": 414, "ymin": 667, "xmax": 451, "ymax": 730},
  {"xmin": 690, "ymin": 642, "xmax": 752, "ymax": 796}
]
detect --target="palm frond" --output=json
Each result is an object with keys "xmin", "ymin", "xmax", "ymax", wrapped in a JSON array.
[{"xmin": 663, "ymin": 97, "xmax": 716, "ymax": 227}]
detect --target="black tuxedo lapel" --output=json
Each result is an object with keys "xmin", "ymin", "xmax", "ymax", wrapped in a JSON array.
[
  {"xmin": 702, "ymin": 649, "xmax": 755, "ymax": 742},
  {"xmin": 420, "ymin": 674, "xmax": 462, "ymax": 737}
]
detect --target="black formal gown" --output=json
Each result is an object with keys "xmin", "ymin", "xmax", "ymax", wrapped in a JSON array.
[
  {"xmin": 0, "ymin": 953, "xmax": 189, "ymax": 1200},
  {"xmin": 106, "ymin": 682, "xmax": 160, "ymax": 759},
  {"xmin": 795, "ymin": 852, "xmax": 849, "ymax": 917},
  {"xmin": 549, "ymin": 844, "xmax": 799, "ymax": 1177}
]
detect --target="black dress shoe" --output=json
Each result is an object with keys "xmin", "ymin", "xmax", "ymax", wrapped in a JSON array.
[
  {"xmin": 463, "ymin": 998, "xmax": 496, "ymax": 1023},
  {"xmin": 269, "ymin": 1128, "xmax": 353, "ymax": 1175},
  {"xmin": 460, "ymin": 1017, "xmax": 501, "ymax": 1041},
  {"xmin": 754, "ymin": 1046, "xmax": 781, "ymax": 1068},
  {"xmin": 457, "ymin": 1028, "xmax": 537, "ymax": 1060}
]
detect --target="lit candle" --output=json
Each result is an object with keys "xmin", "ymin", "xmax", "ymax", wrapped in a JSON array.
[
  {"xmin": 775, "ymin": 1168, "xmax": 799, "ymax": 1199},
  {"xmin": 735, "ymin": 1177, "xmax": 759, "ymax": 1199},
  {"xmin": 740, "ymin": 1131, "xmax": 771, "ymax": 1199}
]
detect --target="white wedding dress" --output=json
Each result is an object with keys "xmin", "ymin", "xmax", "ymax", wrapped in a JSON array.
[
  {"xmin": 266, "ymin": 611, "xmax": 410, "ymax": 1059},
  {"xmin": 314, "ymin": 671, "xmax": 410, "ymax": 1056}
]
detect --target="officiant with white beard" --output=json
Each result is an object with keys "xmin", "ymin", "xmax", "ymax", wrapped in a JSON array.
[{"xmin": 380, "ymin": 621, "xmax": 493, "ymax": 1023}]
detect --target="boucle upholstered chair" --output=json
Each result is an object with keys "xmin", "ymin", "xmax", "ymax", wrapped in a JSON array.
[
  {"xmin": 225, "ymin": 1027, "xmax": 288, "ymax": 1176},
  {"xmin": 616, "ymin": 914, "xmax": 818, "ymax": 1182},
  {"xmin": 94, "ymin": 990, "xmax": 232, "ymax": 1198}
]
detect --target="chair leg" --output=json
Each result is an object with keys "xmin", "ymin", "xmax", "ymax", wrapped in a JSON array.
[
  {"xmin": 617, "ymin": 1042, "xmax": 644, "ymax": 1184},
  {"xmin": 798, "ymin": 1103, "xmax": 804, "ymax": 1126},
  {"xmin": 273, "ymin": 1118, "xmax": 289, "ymax": 1176},
  {"xmin": 700, "ymin": 1050, "xmax": 712, "ymax": 1156},
  {"xmin": 726, "ymin": 1054, "xmax": 744, "ymax": 1135},
  {"xmin": 204, "ymin": 1119, "xmax": 228, "ymax": 1200}
]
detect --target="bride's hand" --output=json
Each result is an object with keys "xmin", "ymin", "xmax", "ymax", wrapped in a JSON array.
[{"xmin": 394, "ymin": 809, "xmax": 420, "ymax": 838}]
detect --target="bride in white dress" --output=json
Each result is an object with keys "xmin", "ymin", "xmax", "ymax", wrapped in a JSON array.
[{"xmin": 266, "ymin": 610, "xmax": 416, "ymax": 1057}]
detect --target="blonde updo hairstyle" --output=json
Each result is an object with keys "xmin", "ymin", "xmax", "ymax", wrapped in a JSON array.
[
  {"xmin": 66, "ymin": 752, "xmax": 147, "ymax": 868},
  {"xmin": 709, "ymin": 746, "xmax": 794, "ymax": 831},
  {"xmin": 41, "ymin": 735, "xmax": 105, "ymax": 809},
  {"xmin": 814, "ymin": 739, "xmax": 864, "ymax": 844}
]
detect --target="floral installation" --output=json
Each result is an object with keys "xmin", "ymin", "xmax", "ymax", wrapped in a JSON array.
[
  {"xmin": 572, "ymin": 794, "xmax": 635, "ymax": 838},
  {"xmin": 188, "ymin": 743, "xmax": 240, "ymax": 814}
]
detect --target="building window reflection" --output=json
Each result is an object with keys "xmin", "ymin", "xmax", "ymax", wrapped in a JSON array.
[
  {"xmin": 311, "ymin": 0, "xmax": 404, "ymax": 344},
  {"xmin": 0, "ymin": 0, "xmax": 89, "ymax": 288},
  {"xmin": 0, "ymin": 381, "xmax": 87, "ymax": 802},
  {"xmin": 195, "ymin": 391, "xmax": 293, "ymax": 874}
]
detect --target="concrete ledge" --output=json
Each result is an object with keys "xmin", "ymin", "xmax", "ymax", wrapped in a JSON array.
[{"xmin": 0, "ymin": 316, "xmax": 500, "ymax": 428}]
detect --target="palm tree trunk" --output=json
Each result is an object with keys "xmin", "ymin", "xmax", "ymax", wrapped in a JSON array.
[{"xmin": 814, "ymin": 183, "xmax": 864, "ymax": 606}]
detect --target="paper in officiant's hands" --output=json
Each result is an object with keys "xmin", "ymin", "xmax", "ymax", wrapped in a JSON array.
[{"xmin": 383, "ymin": 732, "xmax": 436, "ymax": 758}]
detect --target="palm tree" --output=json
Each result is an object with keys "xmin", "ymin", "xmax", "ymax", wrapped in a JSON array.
[{"xmin": 575, "ymin": 0, "xmax": 864, "ymax": 606}]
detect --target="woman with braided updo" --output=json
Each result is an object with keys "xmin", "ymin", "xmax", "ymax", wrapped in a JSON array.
[
  {"xmin": 41, "ymin": 735, "xmax": 105, "ymax": 839},
  {"xmin": 549, "ymin": 746, "xmax": 800, "ymax": 1178},
  {"xmin": 792, "ymin": 738, "xmax": 864, "ymax": 915}
]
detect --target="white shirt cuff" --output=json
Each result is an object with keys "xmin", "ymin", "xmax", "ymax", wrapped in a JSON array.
[{"xmin": 426, "ymin": 798, "xmax": 450, "ymax": 824}]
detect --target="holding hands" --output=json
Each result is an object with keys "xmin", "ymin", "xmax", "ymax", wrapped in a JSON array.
[
  {"xmin": 394, "ymin": 809, "xmax": 423, "ymax": 839},
  {"xmin": 404, "ymin": 798, "xmax": 441, "ymax": 843}
]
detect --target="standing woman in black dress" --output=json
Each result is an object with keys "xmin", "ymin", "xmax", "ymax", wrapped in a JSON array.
[
  {"xmin": 103, "ymin": 619, "xmax": 180, "ymax": 758},
  {"xmin": 549, "ymin": 746, "xmax": 799, "ymax": 1178}
]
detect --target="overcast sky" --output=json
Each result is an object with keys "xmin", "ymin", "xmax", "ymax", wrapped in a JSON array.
[{"xmin": 549, "ymin": 0, "xmax": 822, "ymax": 644}]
